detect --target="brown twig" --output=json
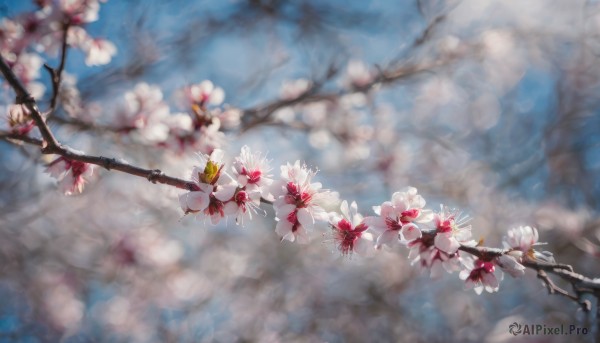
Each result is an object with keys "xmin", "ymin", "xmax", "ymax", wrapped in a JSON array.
[
  {"xmin": 240, "ymin": 55, "xmax": 460, "ymax": 132},
  {"xmin": 43, "ymin": 21, "xmax": 70, "ymax": 117},
  {"xmin": 48, "ymin": 114, "xmax": 124, "ymax": 133},
  {"xmin": 423, "ymin": 226, "xmax": 600, "ymax": 312},
  {"xmin": 0, "ymin": 131, "xmax": 44, "ymax": 146},
  {"xmin": 0, "ymin": 55, "xmax": 196, "ymax": 191},
  {"xmin": 536, "ymin": 269, "xmax": 580, "ymax": 301},
  {"xmin": 0, "ymin": 56, "xmax": 61, "ymax": 150},
  {"xmin": 453, "ymin": 238, "xmax": 600, "ymax": 312},
  {"xmin": 0, "ymin": 130, "xmax": 195, "ymax": 190}
]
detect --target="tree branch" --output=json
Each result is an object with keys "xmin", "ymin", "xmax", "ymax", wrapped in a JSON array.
[
  {"xmin": 0, "ymin": 55, "xmax": 195, "ymax": 191},
  {"xmin": 416, "ymin": 228, "xmax": 599, "ymax": 311},
  {"xmin": 0, "ymin": 55, "xmax": 61, "ymax": 151},
  {"xmin": 241, "ymin": 56, "xmax": 461, "ymax": 132},
  {"xmin": 43, "ymin": 21, "xmax": 70, "ymax": 116},
  {"xmin": 453, "ymin": 238, "xmax": 599, "ymax": 312}
]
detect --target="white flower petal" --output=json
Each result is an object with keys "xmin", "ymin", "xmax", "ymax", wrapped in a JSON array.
[
  {"xmin": 295, "ymin": 226, "xmax": 310, "ymax": 244},
  {"xmin": 430, "ymin": 260, "xmax": 444, "ymax": 279},
  {"xmin": 275, "ymin": 220, "xmax": 293, "ymax": 238},
  {"xmin": 340, "ymin": 200, "xmax": 350, "ymax": 219},
  {"xmin": 400, "ymin": 224, "xmax": 421, "ymax": 242},
  {"xmin": 354, "ymin": 237, "xmax": 373, "ymax": 256},
  {"xmin": 297, "ymin": 208, "xmax": 315, "ymax": 229},
  {"xmin": 182, "ymin": 192, "xmax": 209, "ymax": 212},
  {"xmin": 434, "ymin": 233, "xmax": 460, "ymax": 254},
  {"xmin": 214, "ymin": 184, "xmax": 237, "ymax": 202},
  {"xmin": 275, "ymin": 204, "xmax": 296, "ymax": 218},
  {"xmin": 223, "ymin": 201, "xmax": 239, "ymax": 216},
  {"xmin": 482, "ymin": 272, "xmax": 499, "ymax": 290},
  {"xmin": 497, "ymin": 255, "xmax": 525, "ymax": 278},
  {"xmin": 210, "ymin": 87, "xmax": 225, "ymax": 105},
  {"xmin": 376, "ymin": 230, "xmax": 399, "ymax": 248}
]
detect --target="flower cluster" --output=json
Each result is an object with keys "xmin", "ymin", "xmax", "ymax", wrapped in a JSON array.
[
  {"xmin": 407, "ymin": 207, "xmax": 475, "ymax": 278},
  {"xmin": 273, "ymin": 74, "xmax": 374, "ymax": 161},
  {"xmin": 0, "ymin": 0, "xmax": 116, "ymax": 74},
  {"xmin": 1, "ymin": 1, "xmax": 115, "ymax": 133},
  {"xmin": 177, "ymin": 150, "xmax": 557, "ymax": 296},
  {"xmin": 115, "ymin": 83, "xmax": 170, "ymax": 143},
  {"xmin": 107, "ymin": 81, "xmax": 242, "ymax": 155},
  {"xmin": 328, "ymin": 201, "xmax": 373, "ymax": 256},
  {"xmin": 179, "ymin": 146, "xmax": 272, "ymax": 225},
  {"xmin": 365, "ymin": 187, "xmax": 433, "ymax": 248},
  {"xmin": 498, "ymin": 226, "xmax": 554, "ymax": 277},
  {"xmin": 272, "ymin": 161, "xmax": 339, "ymax": 243},
  {"xmin": 6, "ymin": 103, "xmax": 35, "ymax": 135},
  {"xmin": 459, "ymin": 258, "xmax": 503, "ymax": 294},
  {"xmin": 344, "ymin": 60, "xmax": 374, "ymax": 89}
]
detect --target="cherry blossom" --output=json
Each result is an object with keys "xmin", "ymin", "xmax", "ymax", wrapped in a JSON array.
[
  {"xmin": 82, "ymin": 38, "xmax": 116, "ymax": 66},
  {"xmin": 7, "ymin": 52, "xmax": 45, "ymax": 98},
  {"xmin": 190, "ymin": 120, "xmax": 226, "ymax": 154},
  {"xmin": 116, "ymin": 82, "xmax": 169, "ymax": 143},
  {"xmin": 496, "ymin": 226, "xmax": 554, "ymax": 277},
  {"xmin": 329, "ymin": 200, "xmax": 373, "ymax": 256},
  {"xmin": 459, "ymin": 258, "xmax": 503, "ymax": 294},
  {"xmin": 433, "ymin": 206, "xmax": 475, "ymax": 254},
  {"xmin": 7, "ymin": 103, "xmax": 35, "ymax": 135},
  {"xmin": 280, "ymin": 79, "xmax": 311, "ymax": 100},
  {"xmin": 503, "ymin": 225, "xmax": 539, "ymax": 252},
  {"xmin": 0, "ymin": 18, "xmax": 24, "ymax": 54},
  {"xmin": 344, "ymin": 60, "xmax": 374, "ymax": 89},
  {"xmin": 364, "ymin": 187, "xmax": 432, "ymax": 248},
  {"xmin": 179, "ymin": 149, "xmax": 238, "ymax": 225},
  {"xmin": 222, "ymin": 187, "xmax": 262, "ymax": 225},
  {"xmin": 213, "ymin": 107, "xmax": 243, "ymax": 129},
  {"xmin": 272, "ymin": 161, "xmax": 338, "ymax": 243},
  {"xmin": 0, "ymin": 0, "xmax": 114, "ymax": 97},
  {"xmin": 496, "ymin": 253, "xmax": 526, "ymax": 278},
  {"xmin": 58, "ymin": 73, "xmax": 84, "ymax": 117},
  {"xmin": 45, "ymin": 156, "xmax": 94, "ymax": 195},
  {"xmin": 232, "ymin": 145, "xmax": 273, "ymax": 201},
  {"xmin": 177, "ymin": 81, "xmax": 225, "ymax": 110},
  {"xmin": 503, "ymin": 226, "xmax": 555, "ymax": 263},
  {"xmin": 155, "ymin": 81, "xmax": 230, "ymax": 154},
  {"xmin": 59, "ymin": 0, "xmax": 103, "ymax": 24},
  {"xmin": 162, "ymin": 116, "xmax": 225, "ymax": 155},
  {"xmin": 407, "ymin": 231, "xmax": 466, "ymax": 278}
]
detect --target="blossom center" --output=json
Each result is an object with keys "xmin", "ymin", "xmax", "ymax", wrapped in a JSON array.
[
  {"xmin": 468, "ymin": 259, "xmax": 495, "ymax": 281},
  {"xmin": 400, "ymin": 208, "xmax": 420, "ymax": 224},
  {"xmin": 385, "ymin": 217, "xmax": 403, "ymax": 231},
  {"xmin": 333, "ymin": 219, "xmax": 364, "ymax": 255},
  {"xmin": 286, "ymin": 182, "xmax": 312, "ymax": 207},
  {"xmin": 242, "ymin": 168, "xmax": 262, "ymax": 184}
]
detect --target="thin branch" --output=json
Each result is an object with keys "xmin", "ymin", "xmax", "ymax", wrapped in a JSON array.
[
  {"xmin": 457, "ymin": 244, "xmax": 506, "ymax": 259},
  {"xmin": 422, "ymin": 227, "xmax": 600, "ymax": 311},
  {"xmin": 48, "ymin": 114, "xmax": 124, "ymax": 133},
  {"xmin": 0, "ymin": 130, "xmax": 195, "ymax": 190},
  {"xmin": 526, "ymin": 261, "xmax": 596, "ymax": 312},
  {"xmin": 241, "ymin": 56, "xmax": 461, "ymax": 131},
  {"xmin": 0, "ymin": 55, "xmax": 61, "ymax": 150},
  {"xmin": 454, "ymin": 238, "xmax": 599, "ymax": 311},
  {"xmin": 536, "ymin": 270, "xmax": 580, "ymax": 301},
  {"xmin": 0, "ymin": 55, "xmax": 195, "ymax": 190},
  {"xmin": 0, "ymin": 131, "xmax": 44, "ymax": 146},
  {"xmin": 43, "ymin": 21, "xmax": 70, "ymax": 116}
]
